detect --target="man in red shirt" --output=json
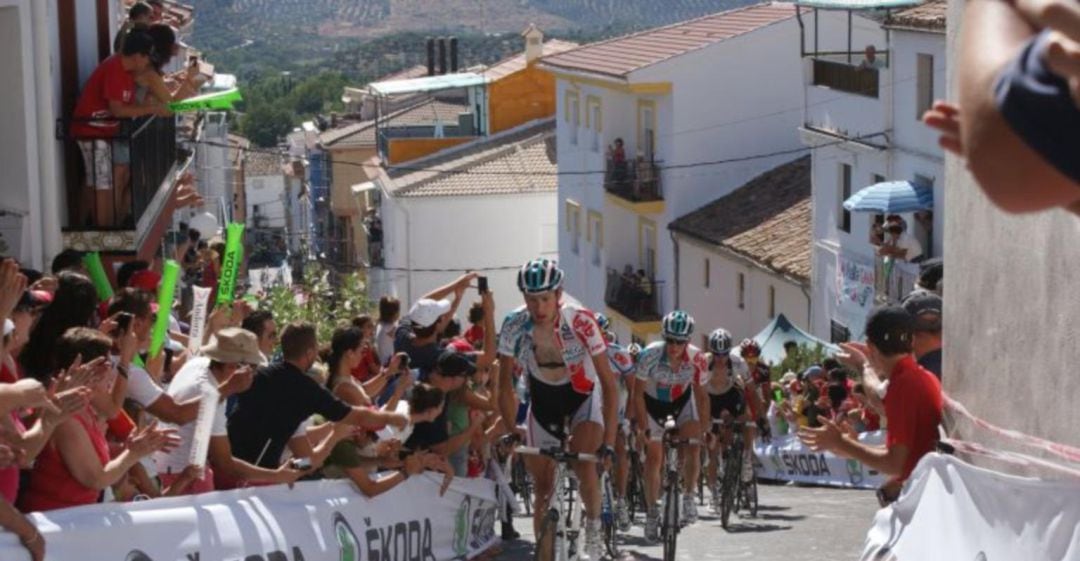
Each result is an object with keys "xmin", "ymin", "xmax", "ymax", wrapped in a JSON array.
[
  {"xmin": 799, "ymin": 306, "xmax": 943, "ymax": 503},
  {"xmin": 71, "ymin": 30, "xmax": 170, "ymax": 227}
]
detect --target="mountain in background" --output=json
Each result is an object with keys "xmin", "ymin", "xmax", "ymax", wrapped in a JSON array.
[{"xmin": 191, "ymin": 0, "xmax": 756, "ymax": 50}]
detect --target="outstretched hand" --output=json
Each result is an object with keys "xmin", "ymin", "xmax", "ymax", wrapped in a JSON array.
[{"xmin": 797, "ymin": 416, "xmax": 845, "ymax": 453}]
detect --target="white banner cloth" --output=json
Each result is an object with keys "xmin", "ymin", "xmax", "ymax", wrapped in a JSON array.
[
  {"xmin": 0, "ymin": 474, "xmax": 498, "ymax": 561},
  {"xmin": 186, "ymin": 285, "xmax": 212, "ymax": 354},
  {"xmin": 753, "ymin": 430, "xmax": 888, "ymax": 489},
  {"xmin": 862, "ymin": 453, "xmax": 1080, "ymax": 561}
]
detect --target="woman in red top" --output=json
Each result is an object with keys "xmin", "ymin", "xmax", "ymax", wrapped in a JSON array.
[
  {"xmin": 18, "ymin": 328, "xmax": 177, "ymax": 512},
  {"xmin": 349, "ymin": 315, "xmax": 381, "ymax": 383}
]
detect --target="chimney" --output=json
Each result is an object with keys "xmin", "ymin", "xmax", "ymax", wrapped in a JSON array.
[
  {"xmin": 437, "ymin": 37, "xmax": 448, "ymax": 75},
  {"xmin": 449, "ymin": 36, "xmax": 459, "ymax": 73},
  {"xmin": 330, "ymin": 112, "xmax": 339, "ymax": 127},
  {"xmin": 426, "ymin": 37, "xmax": 435, "ymax": 76},
  {"xmin": 522, "ymin": 24, "xmax": 544, "ymax": 64}
]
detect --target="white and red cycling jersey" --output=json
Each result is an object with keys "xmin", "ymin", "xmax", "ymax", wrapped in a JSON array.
[{"xmin": 497, "ymin": 302, "xmax": 607, "ymax": 393}]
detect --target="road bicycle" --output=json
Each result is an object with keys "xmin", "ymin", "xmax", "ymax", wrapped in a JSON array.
[
  {"xmin": 658, "ymin": 416, "xmax": 698, "ymax": 561},
  {"xmin": 519, "ymin": 445, "xmax": 599, "ymax": 561},
  {"xmin": 717, "ymin": 419, "xmax": 759, "ymax": 529}
]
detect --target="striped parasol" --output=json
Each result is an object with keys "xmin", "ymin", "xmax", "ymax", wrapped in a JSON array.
[{"xmin": 843, "ymin": 180, "xmax": 934, "ymax": 213}]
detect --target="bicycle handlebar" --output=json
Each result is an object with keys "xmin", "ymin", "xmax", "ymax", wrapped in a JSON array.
[{"xmin": 517, "ymin": 446, "xmax": 598, "ymax": 463}]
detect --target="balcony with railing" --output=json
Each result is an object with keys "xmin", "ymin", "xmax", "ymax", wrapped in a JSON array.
[
  {"xmin": 874, "ymin": 257, "xmax": 919, "ymax": 305},
  {"xmin": 605, "ymin": 268, "xmax": 663, "ymax": 324},
  {"xmin": 803, "ymin": 53, "xmax": 888, "ymax": 144},
  {"xmin": 603, "ymin": 157, "xmax": 664, "ymax": 213},
  {"xmin": 59, "ymin": 115, "xmax": 191, "ymax": 256}
]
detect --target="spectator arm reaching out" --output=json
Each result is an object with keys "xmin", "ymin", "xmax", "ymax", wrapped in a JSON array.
[
  {"xmin": 207, "ymin": 436, "xmax": 302, "ymax": 485},
  {"xmin": 54, "ymin": 420, "xmax": 161, "ymax": 491},
  {"xmin": 145, "ymin": 394, "xmax": 202, "ymax": 426},
  {"xmin": 0, "ymin": 498, "xmax": 42, "ymax": 561},
  {"xmin": 799, "ymin": 416, "xmax": 907, "ymax": 479},
  {"xmin": 955, "ymin": 0, "xmax": 1080, "ymax": 212},
  {"xmin": 497, "ymin": 357, "xmax": 519, "ymax": 435},
  {"xmin": 473, "ymin": 291, "xmax": 497, "ymax": 370}
]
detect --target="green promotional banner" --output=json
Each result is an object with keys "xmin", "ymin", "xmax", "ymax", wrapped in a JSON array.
[
  {"xmin": 216, "ymin": 222, "xmax": 245, "ymax": 307},
  {"xmin": 148, "ymin": 260, "xmax": 180, "ymax": 359},
  {"xmin": 167, "ymin": 88, "xmax": 243, "ymax": 113},
  {"xmin": 82, "ymin": 252, "xmax": 114, "ymax": 301}
]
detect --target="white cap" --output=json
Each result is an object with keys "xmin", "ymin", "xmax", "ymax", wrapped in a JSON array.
[
  {"xmin": 2, "ymin": 319, "xmax": 13, "ymax": 337},
  {"xmin": 408, "ymin": 298, "xmax": 452, "ymax": 328}
]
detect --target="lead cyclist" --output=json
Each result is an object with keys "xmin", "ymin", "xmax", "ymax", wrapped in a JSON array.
[{"xmin": 496, "ymin": 258, "xmax": 619, "ymax": 561}]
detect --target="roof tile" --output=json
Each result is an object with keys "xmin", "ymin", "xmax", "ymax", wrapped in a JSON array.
[
  {"xmin": 669, "ymin": 156, "xmax": 812, "ymax": 282},
  {"xmin": 886, "ymin": 0, "xmax": 947, "ymax": 32},
  {"xmin": 540, "ymin": 2, "xmax": 796, "ymax": 78},
  {"xmin": 385, "ymin": 121, "xmax": 557, "ymax": 198}
]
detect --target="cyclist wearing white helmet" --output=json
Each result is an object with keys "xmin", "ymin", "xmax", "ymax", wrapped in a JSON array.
[
  {"xmin": 497, "ymin": 258, "xmax": 618, "ymax": 561},
  {"xmin": 595, "ymin": 312, "xmax": 637, "ymax": 530},
  {"xmin": 632, "ymin": 310, "xmax": 708, "ymax": 537},
  {"xmin": 701, "ymin": 328, "xmax": 754, "ymax": 505}
]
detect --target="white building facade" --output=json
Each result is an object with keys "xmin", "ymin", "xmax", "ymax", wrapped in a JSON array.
[
  {"xmin": 801, "ymin": 3, "xmax": 946, "ymax": 342},
  {"xmin": 541, "ymin": 2, "xmax": 806, "ymax": 345},
  {"xmin": 368, "ymin": 123, "xmax": 558, "ymax": 323}
]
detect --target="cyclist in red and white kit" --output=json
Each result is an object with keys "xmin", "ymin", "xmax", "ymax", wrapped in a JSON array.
[{"xmin": 497, "ymin": 258, "xmax": 619, "ymax": 561}]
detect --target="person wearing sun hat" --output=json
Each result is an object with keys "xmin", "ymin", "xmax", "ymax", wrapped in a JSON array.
[{"xmin": 155, "ymin": 327, "xmax": 304, "ymax": 494}]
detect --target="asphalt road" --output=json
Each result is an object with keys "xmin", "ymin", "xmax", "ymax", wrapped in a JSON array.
[{"xmin": 494, "ymin": 482, "xmax": 880, "ymax": 561}]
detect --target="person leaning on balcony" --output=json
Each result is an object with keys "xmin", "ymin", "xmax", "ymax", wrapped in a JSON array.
[
  {"xmin": 922, "ymin": 0, "xmax": 1079, "ymax": 214},
  {"xmin": 138, "ymin": 24, "xmax": 203, "ymax": 106},
  {"xmin": 878, "ymin": 217, "xmax": 923, "ymax": 262},
  {"xmin": 113, "ymin": 2, "xmax": 152, "ymax": 54},
  {"xmin": 859, "ymin": 45, "xmax": 885, "ymax": 70},
  {"xmin": 71, "ymin": 30, "xmax": 171, "ymax": 228}
]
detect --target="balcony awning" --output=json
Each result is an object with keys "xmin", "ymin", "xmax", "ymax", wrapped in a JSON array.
[
  {"xmin": 367, "ymin": 72, "xmax": 487, "ymax": 97},
  {"xmin": 795, "ymin": 0, "xmax": 921, "ymax": 9},
  {"xmin": 843, "ymin": 180, "xmax": 934, "ymax": 213}
]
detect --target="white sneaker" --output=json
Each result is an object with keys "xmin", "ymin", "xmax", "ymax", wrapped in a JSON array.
[
  {"xmin": 583, "ymin": 517, "xmax": 603, "ymax": 561},
  {"xmin": 644, "ymin": 506, "xmax": 660, "ymax": 541},
  {"xmin": 616, "ymin": 498, "xmax": 632, "ymax": 531},
  {"xmin": 682, "ymin": 493, "xmax": 698, "ymax": 525}
]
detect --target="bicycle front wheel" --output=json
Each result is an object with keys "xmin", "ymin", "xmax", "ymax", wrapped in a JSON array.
[{"xmin": 662, "ymin": 480, "xmax": 679, "ymax": 561}]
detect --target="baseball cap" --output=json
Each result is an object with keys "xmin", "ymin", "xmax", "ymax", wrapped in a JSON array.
[
  {"xmin": 408, "ymin": 298, "xmax": 451, "ymax": 328},
  {"xmin": 802, "ymin": 365, "xmax": 824, "ymax": 380},
  {"xmin": 436, "ymin": 349, "xmax": 476, "ymax": 378},
  {"xmin": 902, "ymin": 291, "xmax": 943, "ymax": 332},
  {"xmin": 128, "ymin": 270, "xmax": 161, "ymax": 292}
]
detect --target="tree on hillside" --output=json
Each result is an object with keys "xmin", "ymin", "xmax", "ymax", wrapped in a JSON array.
[{"xmin": 242, "ymin": 104, "xmax": 294, "ymax": 147}]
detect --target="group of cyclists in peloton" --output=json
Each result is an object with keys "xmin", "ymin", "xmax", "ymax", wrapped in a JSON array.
[{"xmin": 498, "ymin": 257, "xmax": 775, "ymax": 560}]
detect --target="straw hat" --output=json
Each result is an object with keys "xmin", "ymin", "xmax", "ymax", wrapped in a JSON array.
[{"xmin": 201, "ymin": 327, "xmax": 263, "ymax": 365}]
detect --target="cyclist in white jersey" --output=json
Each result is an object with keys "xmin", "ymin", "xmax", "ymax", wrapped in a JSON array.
[
  {"xmin": 497, "ymin": 259, "xmax": 618, "ymax": 561},
  {"xmin": 631, "ymin": 311, "xmax": 708, "ymax": 539},
  {"xmin": 594, "ymin": 312, "xmax": 636, "ymax": 530}
]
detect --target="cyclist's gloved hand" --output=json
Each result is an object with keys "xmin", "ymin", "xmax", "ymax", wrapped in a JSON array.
[{"xmin": 596, "ymin": 444, "xmax": 615, "ymax": 469}]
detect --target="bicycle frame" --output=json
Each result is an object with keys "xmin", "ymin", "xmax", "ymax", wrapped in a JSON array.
[{"xmin": 519, "ymin": 446, "xmax": 598, "ymax": 561}]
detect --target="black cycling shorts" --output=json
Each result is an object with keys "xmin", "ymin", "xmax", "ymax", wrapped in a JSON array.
[{"xmin": 708, "ymin": 386, "xmax": 745, "ymax": 425}]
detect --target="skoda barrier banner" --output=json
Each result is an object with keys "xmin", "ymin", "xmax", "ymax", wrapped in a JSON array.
[
  {"xmin": 753, "ymin": 430, "xmax": 888, "ymax": 489},
  {"xmin": 0, "ymin": 473, "xmax": 498, "ymax": 561},
  {"xmin": 863, "ymin": 453, "xmax": 1080, "ymax": 561}
]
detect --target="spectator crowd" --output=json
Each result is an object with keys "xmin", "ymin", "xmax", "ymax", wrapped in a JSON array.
[{"xmin": 0, "ymin": 244, "xmax": 518, "ymax": 560}]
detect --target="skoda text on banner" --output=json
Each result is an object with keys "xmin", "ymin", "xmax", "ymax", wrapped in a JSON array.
[
  {"xmin": 863, "ymin": 453, "xmax": 1080, "ymax": 561},
  {"xmin": 0, "ymin": 475, "xmax": 498, "ymax": 561},
  {"xmin": 753, "ymin": 431, "xmax": 888, "ymax": 489}
]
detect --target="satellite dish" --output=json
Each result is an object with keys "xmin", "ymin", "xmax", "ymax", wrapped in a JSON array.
[{"xmin": 189, "ymin": 212, "xmax": 219, "ymax": 240}]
